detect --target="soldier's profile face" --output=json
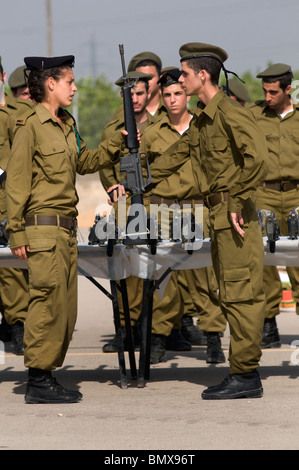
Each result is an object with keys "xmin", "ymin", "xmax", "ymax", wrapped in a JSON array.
[
  {"xmin": 179, "ymin": 62, "xmax": 202, "ymax": 97},
  {"xmin": 50, "ymin": 68, "xmax": 77, "ymax": 108}
]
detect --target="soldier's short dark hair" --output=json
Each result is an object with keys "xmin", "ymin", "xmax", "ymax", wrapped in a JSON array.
[
  {"xmin": 135, "ymin": 59, "xmax": 161, "ymax": 77},
  {"xmin": 185, "ymin": 57, "xmax": 222, "ymax": 86},
  {"xmin": 262, "ymin": 71, "xmax": 293, "ymax": 92},
  {"xmin": 28, "ymin": 65, "xmax": 72, "ymax": 102}
]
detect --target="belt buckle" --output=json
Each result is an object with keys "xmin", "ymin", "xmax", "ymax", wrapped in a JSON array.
[{"xmin": 280, "ymin": 181, "xmax": 286, "ymax": 191}]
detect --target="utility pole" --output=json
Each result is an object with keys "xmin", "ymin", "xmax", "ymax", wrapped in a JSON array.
[{"xmin": 46, "ymin": 0, "xmax": 53, "ymax": 56}]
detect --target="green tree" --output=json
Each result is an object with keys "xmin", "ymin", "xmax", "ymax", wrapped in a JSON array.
[{"xmin": 71, "ymin": 75, "xmax": 122, "ymax": 148}]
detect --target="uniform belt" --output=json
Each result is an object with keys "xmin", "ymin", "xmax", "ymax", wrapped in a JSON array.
[
  {"xmin": 150, "ymin": 196, "xmax": 176, "ymax": 206},
  {"xmin": 25, "ymin": 215, "xmax": 77, "ymax": 230},
  {"xmin": 204, "ymin": 192, "xmax": 229, "ymax": 208},
  {"xmin": 263, "ymin": 181, "xmax": 298, "ymax": 191},
  {"xmin": 150, "ymin": 196, "xmax": 203, "ymax": 207}
]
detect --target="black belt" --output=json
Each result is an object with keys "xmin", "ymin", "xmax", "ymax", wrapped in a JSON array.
[
  {"xmin": 150, "ymin": 196, "xmax": 203, "ymax": 207},
  {"xmin": 25, "ymin": 215, "xmax": 77, "ymax": 230},
  {"xmin": 204, "ymin": 192, "xmax": 229, "ymax": 208},
  {"xmin": 263, "ymin": 181, "xmax": 298, "ymax": 192}
]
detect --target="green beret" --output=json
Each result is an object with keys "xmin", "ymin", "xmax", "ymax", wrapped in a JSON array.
[
  {"xmin": 128, "ymin": 52, "xmax": 162, "ymax": 72},
  {"xmin": 115, "ymin": 70, "xmax": 153, "ymax": 87},
  {"xmin": 24, "ymin": 55, "xmax": 75, "ymax": 70},
  {"xmin": 179, "ymin": 42, "xmax": 228, "ymax": 63},
  {"xmin": 256, "ymin": 63, "xmax": 292, "ymax": 78},
  {"xmin": 8, "ymin": 65, "xmax": 27, "ymax": 89},
  {"xmin": 227, "ymin": 78, "xmax": 250, "ymax": 102}
]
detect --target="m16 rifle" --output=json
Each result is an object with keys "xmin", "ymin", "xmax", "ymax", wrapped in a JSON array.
[
  {"xmin": 287, "ymin": 208, "xmax": 299, "ymax": 240},
  {"xmin": 117, "ymin": 44, "xmax": 155, "ymax": 253},
  {"xmin": 266, "ymin": 211, "xmax": 280, "ymax": 253}
]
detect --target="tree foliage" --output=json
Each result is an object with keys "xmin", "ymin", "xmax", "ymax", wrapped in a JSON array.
[{"xmin": 71, "ymin": 75, "xmax": 122, "ymax": 148}]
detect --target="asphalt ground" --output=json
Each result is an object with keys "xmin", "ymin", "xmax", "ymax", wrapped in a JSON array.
[{"xmin": 1, "ymin": 273, "xmax": 299, "ymax": 452}]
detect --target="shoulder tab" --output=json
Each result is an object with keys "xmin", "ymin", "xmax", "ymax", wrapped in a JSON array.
[{"xmin": 15, "ymin": 108, "xmax": 36, "ymax": 126}]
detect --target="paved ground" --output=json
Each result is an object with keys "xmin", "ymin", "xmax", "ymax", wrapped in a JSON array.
[{"xmin": 1, "ymin": 273, "xmax": 299, "ymax": 451}]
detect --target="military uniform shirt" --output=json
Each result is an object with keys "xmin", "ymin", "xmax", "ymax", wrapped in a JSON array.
[
  {"xmin": 6, "ymin": 103, "xmax": 122, "ymax": 248},
  {"xmin": 149, "ymin": 89, "xmax": 269, "ymax": 212},
  {"xmin": 248, "ymin": 100, "xmax": 299, "ymax": 181}
]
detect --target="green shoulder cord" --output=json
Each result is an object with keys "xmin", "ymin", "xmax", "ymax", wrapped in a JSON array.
[{"xmin": 74, "ymin": 127, "xmax": 81, "ymax": 156}]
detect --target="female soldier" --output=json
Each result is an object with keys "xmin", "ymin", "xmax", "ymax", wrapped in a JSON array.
[{"xmin": 5, "ymin": 55, "xmax": 122, "ymax": 404}]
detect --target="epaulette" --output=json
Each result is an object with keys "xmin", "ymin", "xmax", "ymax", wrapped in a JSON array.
[{"xmin": 15, "ymin": 108, "xmax": 36, "ymax": 126}]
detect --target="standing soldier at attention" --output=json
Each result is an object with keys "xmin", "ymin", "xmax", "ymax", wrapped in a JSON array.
[
  {"xmin": 248, "ymin": 64, "xmax": 299, "ymax": 347},
  {"xmin": 147, "ymin": 42, "xmax": 269, "ymax": 399},
  {"xmin": 5, "ymin": 55, "xmax": 124, "ymax": 404}
]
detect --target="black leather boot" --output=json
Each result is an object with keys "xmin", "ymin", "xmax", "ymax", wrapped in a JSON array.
[
  {"xmin": 102, "ymin": 324, "xmax": 141, "ymax": 353},
  {"xmin": 202, "ymin": 369, "xmax": 263, "ymax": 400},
  {"xmin": 11, "ymin": 321, "xmax": 24, "ymax": 355},
  {"xmin": 25, "ymin": 368, "xmax": 82, "ymax": 404},
  {"xmin": 150, "ymin": 334, "xmax": 167, "ymax": 364},
  {"xmin": 165, "ymin": 329, "xmax": 191, "ymax": 351},
  {"xmin": 261, "ymin": 317, "xmax": 281, "ymax": 348},
  {"xmin": 181, "ymin": 315, "xmax": 207, "ymax": 345},
  {"xmin": 206, "ymin": 332, "xmax": 225, "ymax": 363}
]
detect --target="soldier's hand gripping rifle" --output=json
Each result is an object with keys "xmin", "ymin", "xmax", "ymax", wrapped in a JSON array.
[{"xmin": 118, "ymin": 44, "xmax": 154, "ymax": 249}]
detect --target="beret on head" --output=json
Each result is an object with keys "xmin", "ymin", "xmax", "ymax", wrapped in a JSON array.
[
  {"xmin": 227, "ymin": 78, "xmax": 250, "ymax": 102},
  {"xmin": 115, "ymin": 70, "xmax": 153, "ymax": 87},
  {"xmin": 24, "ymin": 55, "xmax": 75, "ymax": 71},
  {"xmin": 179, "ymin": 42, "xmax": 228, "ymax": 63},
  {"xmin": 157, "ymin": 68, "xmax": 182, "ymax": 86},
  {"xmin": 8, "ymin": 65, "xmax": 27, "ymax": 88},
  {"xmin": 128, "ymin": 51, "xmax": 162, "ymax": 72},
  {"xmin": 256, "ymin": 63, "xmax": 292, "ymax": 78}
]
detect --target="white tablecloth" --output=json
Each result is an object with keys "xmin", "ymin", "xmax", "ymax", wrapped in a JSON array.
[{"xmin": 0, "ymin": 237, "xmax": 298, "ymax": 280}]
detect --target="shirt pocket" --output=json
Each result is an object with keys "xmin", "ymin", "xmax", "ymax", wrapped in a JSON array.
[
  {"xmin": 223, "ymin": 267, "xmax": 253, "ymax": 303},
  {"xmin": 203, "ymin": 135, "xmax": 229, "ymax": 173},
  {"xmin": 27, "ymin": 237, "xmax": 58, "ymax": 290},
  {"xmin": 38, "ymin": 142, "xmax": 67, "ymax": 177}
]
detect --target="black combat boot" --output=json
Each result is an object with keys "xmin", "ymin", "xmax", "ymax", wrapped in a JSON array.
[
  {"xmin": 181, "ymin": 315, "xmax": 207, "ymax": 345},
  {"xmin": 261, "ymin": 317, "xmax": 281, "ymax": 348},
  {"xmin": 25, "ymin": 368, "xmax": 82, "ymax": 404},
  {"xmin": 202, "ymin": 369, "xmax": 263, "ymax": 400},
  {"xmin": 206, "ymin": 332, "xmax": 225, "ymax": 363},
  {"xmin": 11, "ymin": 321, "xmax": 24, "ymax": 355},
  {"xmin": 165, "ymin": 329, "xmax": 191, "ymax": 351},
  {"xmin": 102, "ymin": 324, "xmax": 140, "ymax": 353},
  {"xmin": 150, "ymin": 334, "xmax": 167, "ymax": 364},
  {"xmin": 0, "ymin": 314, "xmax": 11, "ymax": 342}
]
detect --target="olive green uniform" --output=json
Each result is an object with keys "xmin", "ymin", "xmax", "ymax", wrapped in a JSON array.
[
  {"xmin": 248, "ymin": 100, "xmax": 299, "ymax": 317},
  {"xmin": 0, "ymin": 96, "xmax": 34, "ymax": 327},
  {"xmin": 6, "ymin": 103, "xmax": 121, "ymax": 370},
  {"xmin": 149, "ymin": 89, "xmax": 269, "ymax": 374},
  {"xmin": 142, "ymin": 114, "xmax": 226, "ymax": 336}
]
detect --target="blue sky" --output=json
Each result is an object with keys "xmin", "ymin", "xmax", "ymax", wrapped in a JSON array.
[{"xmin": 1, "ymin": 0, "xmax": 299, "ymax": 83}]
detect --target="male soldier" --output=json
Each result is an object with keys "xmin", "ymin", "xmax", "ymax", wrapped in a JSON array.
[
  {"xmin": 127, "ymin": 51, "xmax": 167, "ymax": 121},
  {"xmin": 141, "ymin": 68, "xmax": 226, "ymax": 363},
  {"xmin": 0, "ymin": 59, "xmax": 33, "ymax": 354},
  {"xmin": 99, "ymin": 71, "xmax": 156, "ymax": 352},
  {"xmin": 248, "ymin": 64, "xmax": 299, "ymax": 347},
  {"xmin": 146, "ymin": 42, "xmax": 269, "ymax": 399}
]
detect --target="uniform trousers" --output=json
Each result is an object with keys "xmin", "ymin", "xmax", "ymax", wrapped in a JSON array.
[
  {"xmin": 209, "ymin": 198, "xmax": 265, "ymax": 374},
  {"xmin": 254, "ymin": 186, "xmax": 299, "ymax": 317},
  {"xmin": 24, "ymin": 225, "xmax": 78, "ymax": 371}
]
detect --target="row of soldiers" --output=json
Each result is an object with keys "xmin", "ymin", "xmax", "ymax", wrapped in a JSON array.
[{"xmin": 97, "ymin": 51, "xmax": 298, "ymax": 367}]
